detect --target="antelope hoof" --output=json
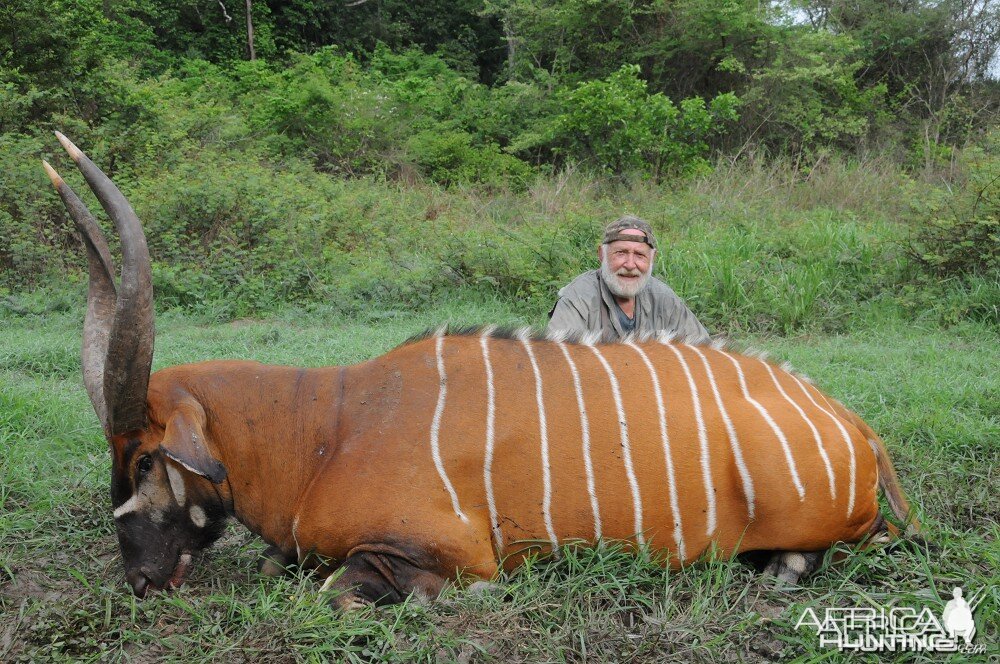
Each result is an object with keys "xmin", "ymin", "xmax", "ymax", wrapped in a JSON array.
[
  {"xmin": 466, "ymin": 580, "xmax": 501, "ymax": 596},
  {"xmin": 329, "ymin": 591, "xmax": 372, "ymax": 613},
  {"xmin": 258, "ymin": 545, "xmax": 295, "ymax": 577},
  {"xmin": 763, "ymin": 551, "xmax": 822, "ymax": 586}
]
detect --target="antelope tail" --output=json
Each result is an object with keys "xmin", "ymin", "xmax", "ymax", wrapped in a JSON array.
[{"xmin": 855, "ymin": 417, "xmax": 921, "ymax": 536}]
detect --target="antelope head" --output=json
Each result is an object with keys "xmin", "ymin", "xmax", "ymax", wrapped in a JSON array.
[{"xmin": 44, "ymin": 134, "xmax": 227, "ymax": 597}]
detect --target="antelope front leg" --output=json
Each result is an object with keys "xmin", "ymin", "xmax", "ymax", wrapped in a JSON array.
[
  {"xmin": 763, "ymin": 550, "xmax": 824, "ymax": 585},
  {"xmin": 258, "ymin": 544, "xmax": 297, "ymax": 577},
  {"xmin": 319, "ymin": 543, "xmax": 449, "ymax": 610}
]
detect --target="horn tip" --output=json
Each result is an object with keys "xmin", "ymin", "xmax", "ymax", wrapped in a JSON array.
[
  {"xmin": 54, "ymin": 131, "xmax": 84, "ymax": 162},
  {"xmin": 41, "ymin": 160, "xmax": 64, "ymax": 187}
]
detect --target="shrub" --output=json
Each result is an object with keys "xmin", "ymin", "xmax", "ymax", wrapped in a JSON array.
[
  {"xmin": 514, "ymin": 65, "xmax": 740, "ymax": 177},
  {"xmin": 405, "ymin": 129, "xmax": 533, "ymax": 189},
  {"xmin": 908, "ymin": 143, "xmax": 1000, "ymax": 278}
]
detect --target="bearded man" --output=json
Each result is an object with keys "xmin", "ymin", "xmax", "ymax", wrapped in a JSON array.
[{"xmin": 547, "ymin": 215, "xmax": 709, "ymax": 342}]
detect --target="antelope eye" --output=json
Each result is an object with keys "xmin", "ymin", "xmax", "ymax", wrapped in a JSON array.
[{"xmin": 137, "ymin": 455, "xmax": 153, "ymax": 475}]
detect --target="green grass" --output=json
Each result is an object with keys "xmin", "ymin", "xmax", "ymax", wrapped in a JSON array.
[{"xmin": 1, "ymin": 300, "xmax": 997, "ymax": 662}]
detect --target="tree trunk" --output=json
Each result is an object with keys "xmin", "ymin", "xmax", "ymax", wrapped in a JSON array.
[
  {"xmin": 503, "ymin": 14, "xmax": 516, "ymax": 77},
  {"xmin": 245, "ymin": 0, "xmax": 256, "ymax": 60}
]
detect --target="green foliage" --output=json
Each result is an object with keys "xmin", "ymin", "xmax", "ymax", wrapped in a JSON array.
[
  {"xmin": 405, "ymin": 129, "xmax": 532, "ymax": 188},
  {"xmin": 249, "ymin": 50, "xmax": 400, "ymax": 175},
  {"xmin": 744, "ymin": 28, "xmax": 889, "ymax": 152},
  {"xmin": 1, "ymin": 0, "xmax": 997, "ymax": 332},
  {"xmin": 516, "ymin": 65, "xmax": 740, "ymax": 176},
  {"xmin": 908, "ymin": 142, "xmax": 1000, "ymax": 278}
]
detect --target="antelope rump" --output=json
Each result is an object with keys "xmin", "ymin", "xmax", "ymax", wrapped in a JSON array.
[{"xmin": 44, "ymin": 133, "xmax": 919, "ymax": 608}]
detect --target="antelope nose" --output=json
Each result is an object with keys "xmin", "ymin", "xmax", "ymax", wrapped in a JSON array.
[{"xmin": 127, "ymin": 570, "xmax": 151, "ymax": 598}]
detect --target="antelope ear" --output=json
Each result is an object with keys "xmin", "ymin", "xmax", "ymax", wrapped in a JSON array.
[{"xmin": 159, "ymin": 400, "xmax": 227, "ymax": 483}]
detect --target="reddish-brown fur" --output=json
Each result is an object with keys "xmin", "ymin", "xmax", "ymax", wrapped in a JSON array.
[
  {"xmin": 116, "ymin": 330, "xmax": 916, "ymax": 604},
  {"xmin": 46, "ymin": 133, "xmax": 918, "ymax": 604}
]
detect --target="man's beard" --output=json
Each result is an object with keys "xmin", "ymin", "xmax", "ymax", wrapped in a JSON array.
[{"xmin": 601, "ymin": 258, "xmax": 653, "ymax": 298}]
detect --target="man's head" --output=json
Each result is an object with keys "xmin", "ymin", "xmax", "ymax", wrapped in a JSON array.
[{"xmin": 599, "ymin": 215, "xmax": 656, "ymax": 299}]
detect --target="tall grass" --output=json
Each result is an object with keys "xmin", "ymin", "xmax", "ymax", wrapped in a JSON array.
[
  {"xmin": 7, "ymin": 150, "xmax": 988, "ymax": 335},
  {"xmin": 1, "ymin": 303, "xmax": 997, "ymax": 661}
]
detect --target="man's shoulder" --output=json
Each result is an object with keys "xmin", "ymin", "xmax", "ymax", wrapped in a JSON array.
[
  {"xmin": 557, "ymin": 269, "xmax": 601, "ymax": 300},
  {"xmin": 642, "ymin": 276, "xmax": 679, "ymax": 298}
]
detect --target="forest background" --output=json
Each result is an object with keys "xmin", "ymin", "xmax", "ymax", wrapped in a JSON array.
[
  {"xmin": 1, "ymin": 0, "xmax": 998, "ymax": 329},
  {"xmin": 1, "ymin": 1, "xmax": 999, "ymax": 661}
]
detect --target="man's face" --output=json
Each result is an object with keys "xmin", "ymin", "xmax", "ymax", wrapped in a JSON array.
[{"xmin": 599, "ymin": 232, "xmax": 655, "ymax": 298}]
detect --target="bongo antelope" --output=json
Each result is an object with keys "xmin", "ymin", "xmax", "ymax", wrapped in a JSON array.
[{"xmin": 44, "ymin": 133, "xmax": 919, "ymax": 607}]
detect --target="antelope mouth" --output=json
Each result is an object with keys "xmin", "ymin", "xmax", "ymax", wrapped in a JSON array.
[
  {"xmin": 133, "ymin": 552, "xmax": 194, "ymax": 598},
  {"xmin": 165, "ymin": 552, "xmax": 194, "ymax": 589}
]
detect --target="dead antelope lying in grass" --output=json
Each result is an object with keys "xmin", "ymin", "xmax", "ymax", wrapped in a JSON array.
[{"xmin": 44, "ymin": 133, "xmax": 919, "ymax": 608}]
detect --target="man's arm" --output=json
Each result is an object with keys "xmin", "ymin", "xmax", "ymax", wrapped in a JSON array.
[
  {"xmin": 547, "ymin": 297, "xmax": 591, "ymax": 336},
  {"xmin": 676, "ymin": 304, "xmax": 710, "ymax": 343},
  {"xmin": 648, "ymin": 284, "xmax": 711, "ymax": 343}
]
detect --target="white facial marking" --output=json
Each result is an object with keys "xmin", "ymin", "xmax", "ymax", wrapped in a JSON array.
[
  {"xmin": 189, "ymin": 505, "xmax": 207, "ymax": 528},
  {"xmin": 113, "ymin": 495, "xmax": 141, "ymax": 519},
  {"xmin": 166, "ymin": 463, "xmax": 187, "ymax": 506},
  {"xmin": 164, "ymin": 454, "xmax": 204, "ymax": 478}
]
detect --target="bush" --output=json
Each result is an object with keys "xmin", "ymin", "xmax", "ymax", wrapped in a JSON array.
[
  {"xmin": 514, "ymin": 65, "xmax": 739, "ymax": 177},
  {"xmin": 907, "ymin": 144, "xmax": 1000, "ymax": 279}
]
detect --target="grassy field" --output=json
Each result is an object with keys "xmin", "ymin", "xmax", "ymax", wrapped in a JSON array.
[{"xmin": 1, "ymin": 298, "xmax": 997, "ymax": 662}]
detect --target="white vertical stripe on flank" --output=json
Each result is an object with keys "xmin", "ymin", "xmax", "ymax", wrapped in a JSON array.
[
  {"xmin": 431, "ymin": 335, "xmax": 469, "ymax": 522},
  {"xmin": 586, "ymin": 342, "xmax": 645, "ymax": 546},
  {"xmin": 479, "ymin": 329, "xmax": 503, "ymax": 552},
  {"xmin": 760, "ymin": 361, "xmax": 837, "ymax": 500},
  {"xmin": 556, "ymin": 341, "xmax": 602, "ymax": 540},
  {"xmin": 520, "ymin": 332, "xmax": 560, "ymax": 554},
  {"xmin": 660, "ymin": 342, "xmax": 717, "ymax": 536},
  {"xmin": 789, "ymin": 375, "xmax": 856, "ymax": 517},
  {"xmin": 685, "ymin": 344, "xmax": 756, "ymax": 520},
  {"xmin": 292, "ymin": 515, "xmax": 302, "ymax": 561},
  {"xmin": 626, "ymin": 342, "xmax": 684, "ymax": 559},
  {"xmin": 717, "ymin": 350, "xmax": 806, "ymax": 500}
]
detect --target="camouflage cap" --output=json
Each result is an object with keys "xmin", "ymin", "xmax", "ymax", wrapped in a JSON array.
[{"xmin": 602, "ymin": 215, "xmax": 657, "ymax": 249}]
